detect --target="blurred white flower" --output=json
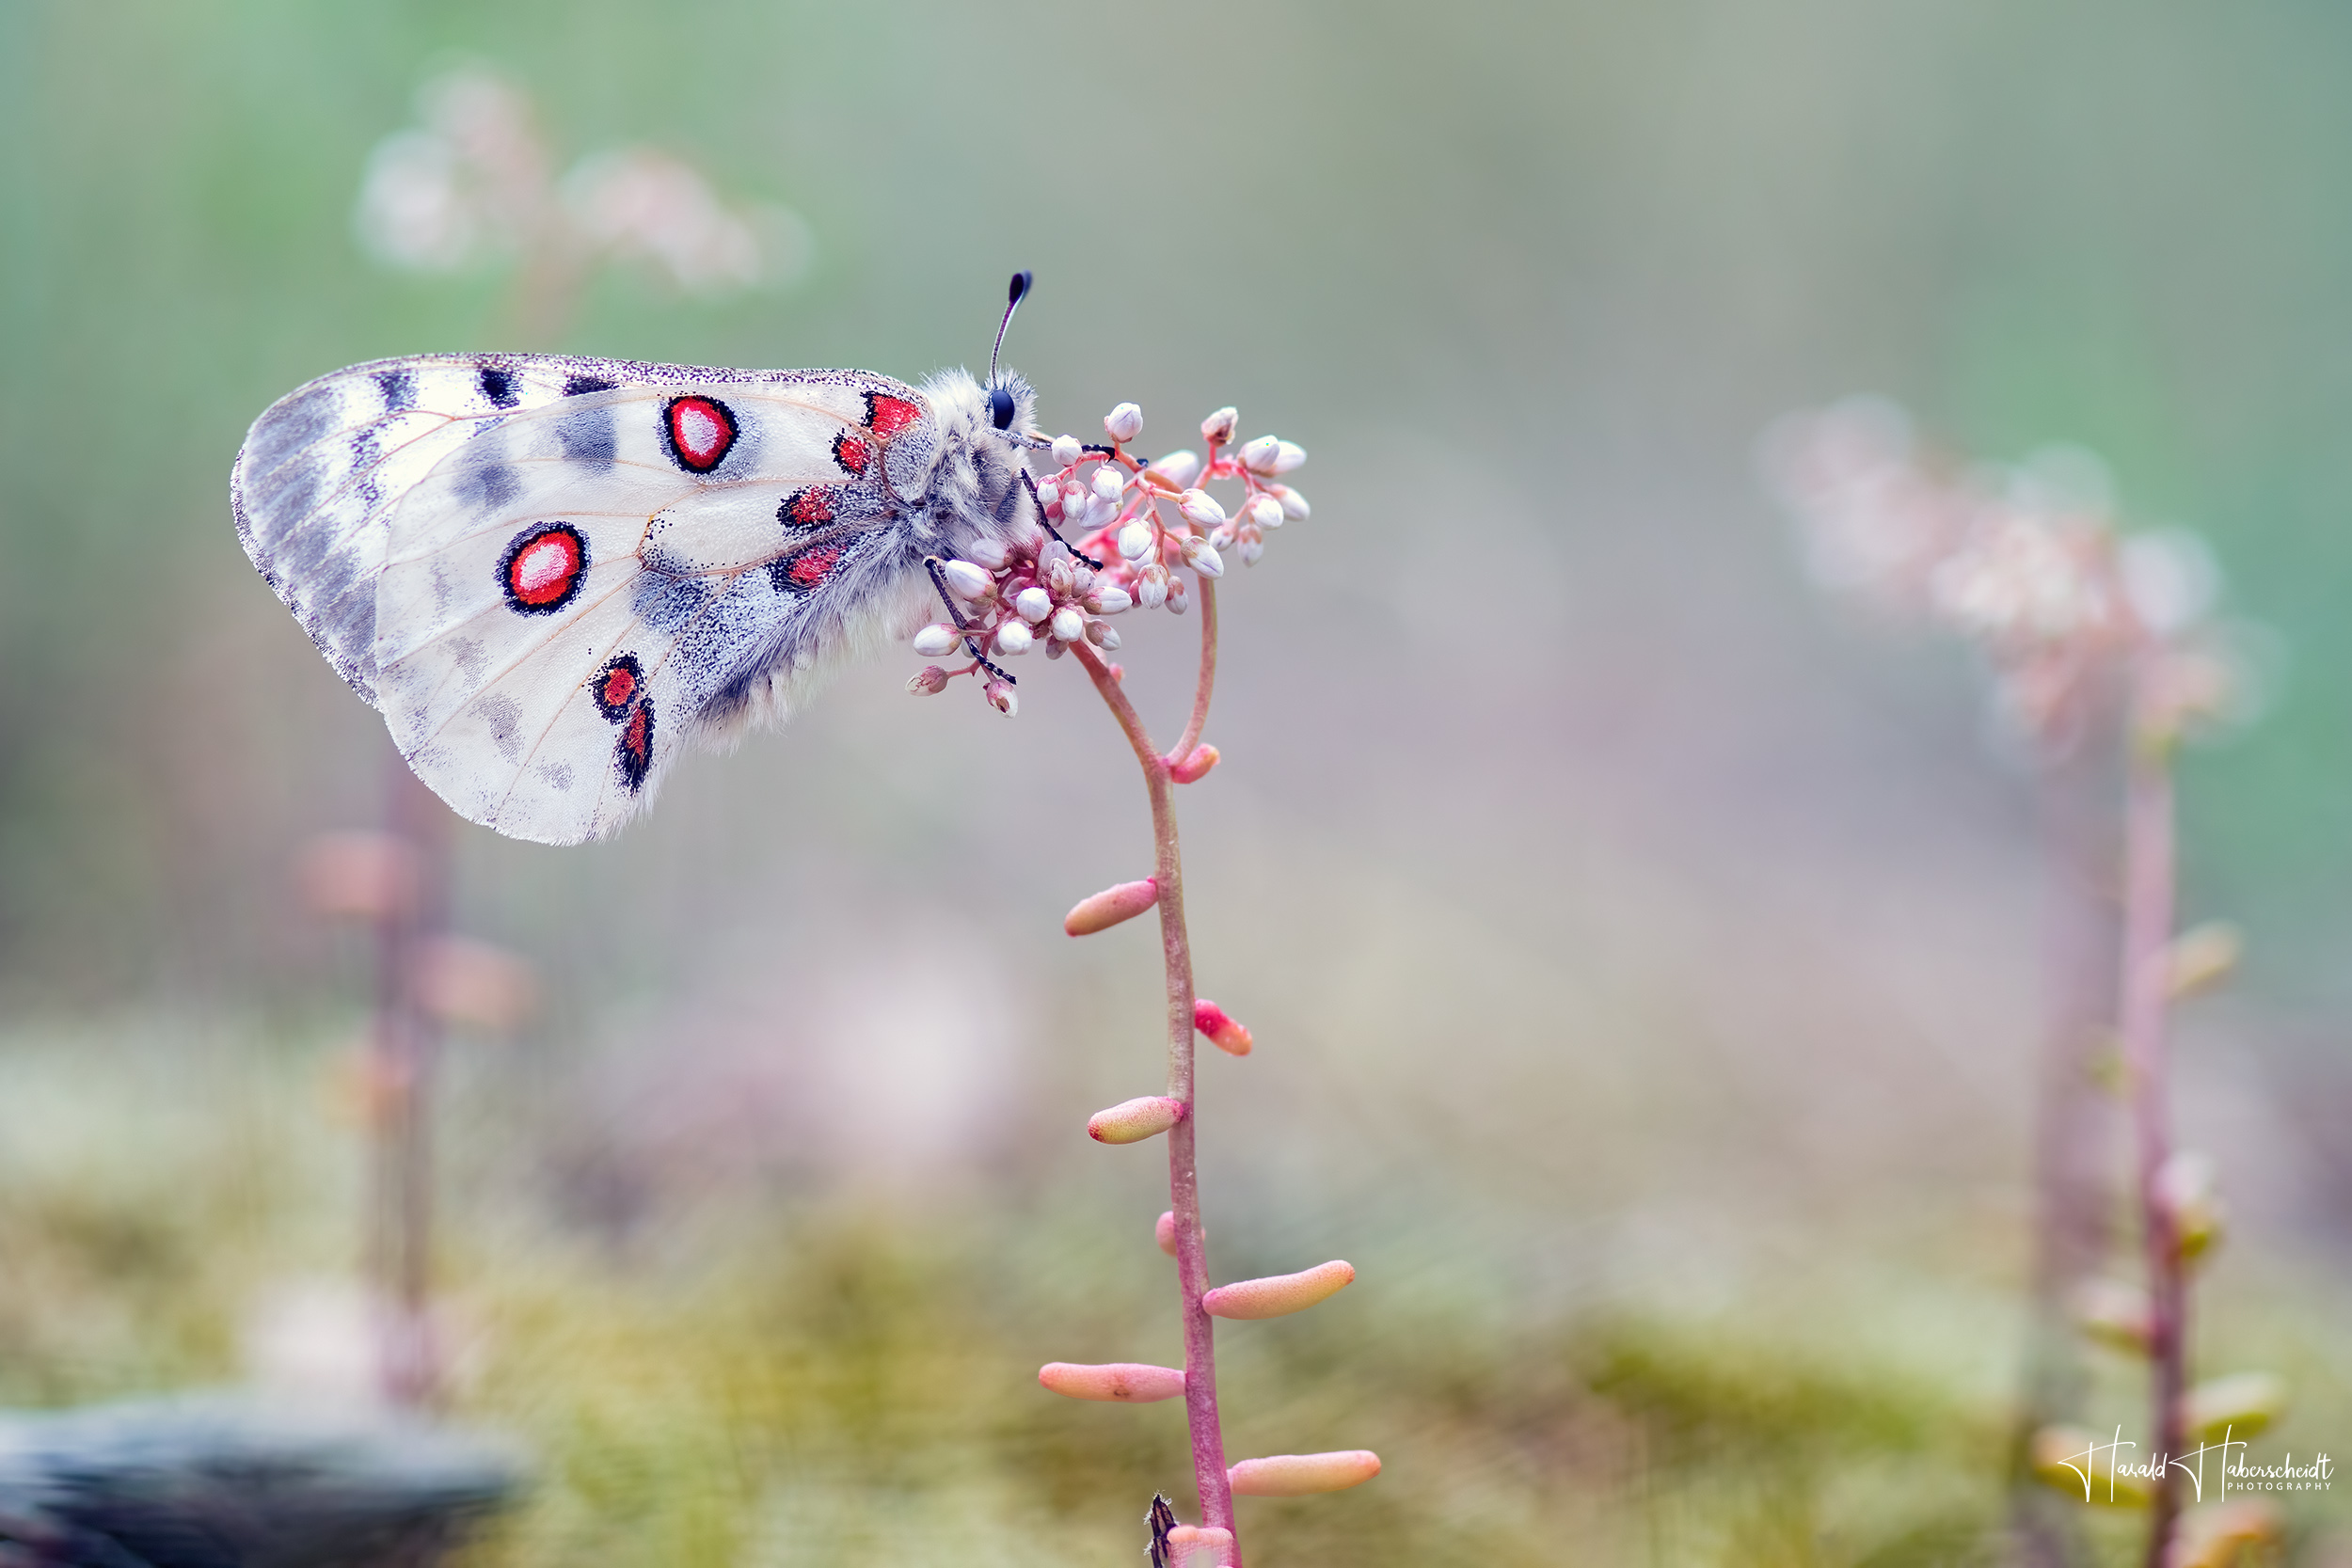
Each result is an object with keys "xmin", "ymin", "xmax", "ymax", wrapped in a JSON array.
[
  {"xmin": 1930, "ymin": 508, "xmax": 2120, "ymax": 648},
  {"xmin": 560, "ymin": 149, "xmax": 810, "ymax": 293},
  {"xmin": 355, "ymin": 64, "xmax": 810, "ymax": 296},
  {"xmin": 2119, "ymin": 529, "xmax": 2219, "ymax": 639},
  {"xmin": 1766, "ymin": 396, "xmax": 2265, "ymax": 753},
  {"xmin": 354, "ymin": 67, "xmax": 548, "ymax": 273},
  {"xmin": 1761, "ymin": 397, "xmax": 1961, "ymax": 608}
]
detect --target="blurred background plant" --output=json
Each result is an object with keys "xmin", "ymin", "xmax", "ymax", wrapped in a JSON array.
[
  {"xmin": 3, "ymin": 3, "xmax": 2351, "ymax": 1565},
  {"xmin": 1766, "ymin": 405, "xmax": 2288, "ymax": 1567}
]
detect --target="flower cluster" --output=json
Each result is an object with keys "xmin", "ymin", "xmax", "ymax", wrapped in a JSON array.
[
  {"xmin": 1763, "ymin": 398, "xmax": 2254, "ymax": 749},
  {"xmin": 354, "ymin": 65, "xmax": 811, "ymax": 293},
  {"xmin": 906, "ymin": 401, "xmax": 1310, "ymax": 709}
]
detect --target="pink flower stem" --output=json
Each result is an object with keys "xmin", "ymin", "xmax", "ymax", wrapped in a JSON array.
[
  {"xmin": 1073, "ymin": 635, "xmax": 1238, "ymax": 1560},
  {"xmin": 1167, "ymin": 578, "xmax": 1219, "ymax": 768},
  {"xmin": 374, "ymin": 759, "xmax": 449, "ymax": 1407},
  {"xmin": 2117, "ymin": 721, "xmax": 2185, "ymax": 1568}
]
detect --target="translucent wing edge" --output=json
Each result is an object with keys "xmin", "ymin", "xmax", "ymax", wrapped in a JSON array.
[{"xmin": 230, "ymin": 352, "xmax": 924, "ymax": 705}]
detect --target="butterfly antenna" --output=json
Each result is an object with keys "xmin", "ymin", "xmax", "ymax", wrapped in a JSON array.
[
  {"xmin": 991, "ymin": 269, "xmax": 1032, "ymax": 382},
  {"xmin": 1021, "ymin": 469, "xmax": 1103, "ymax": 568}
]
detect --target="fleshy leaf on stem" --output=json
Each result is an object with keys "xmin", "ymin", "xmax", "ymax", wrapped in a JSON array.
[
  {"xmin": 2172, "ymin": 1501, "xmax": 2282, "ymax": 1568},
  {"xmin": 1065, "ymin": 878, "xmax": 1159, "ymax": 936},
  {"xmin": 2153, "ymin": 1151, "xmax": 2227, "ymax": 1260},
  {"xmin": 2028, "ymin": 1425, "xmax": 2153, "ymax": 1506},
  {"xmin": 1202, "ymin": 1259, "xmax": 1354, "ymax": 1320},
  {"xmin": 2069, "ymin": 1277, "xmax": 2153, "ymax": 1356},
  {"xmin": 1088, "ymin": 1095, "xmax": 1184, "ymax": 1145},
  {"xmin": 1165, "ymin": 1526, "xmax": 1233, "ymax": 1568},
  {"xmin": 1169, "ymin": 744, "xmax": 1220, "ymax": 784},
  {"xmin": 1037, "ymin": 1362, "xmax": 1185, "ymax": 1402},
  {"xmin": 1227, "ymin": 1451, "xmax": 1382, "ymax": 1497},
  {"xmin": 296, "ymin": 832, "xmax": 421, "ymax": 921},
  {"xmin": 1193, "ymin": 999, "xmax": 1252, "ymax": 1056},
  {"xmin": 2165, "ymin": 921, "xmax": 2242, "ymax": 1000},
  {"xmin": 2180, "ymin": 1372, "xmax": 2288, "ymax": 1444}
]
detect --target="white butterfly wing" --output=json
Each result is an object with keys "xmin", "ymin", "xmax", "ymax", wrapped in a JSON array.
[{"xmin": 234, "ymin": 355, "xmax": 940, "ymax": 845}]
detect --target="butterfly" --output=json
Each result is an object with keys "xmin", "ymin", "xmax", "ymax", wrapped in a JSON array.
[{"xmin": 233, "ymin": 273, "xmax": 1047, "ymax": 845}]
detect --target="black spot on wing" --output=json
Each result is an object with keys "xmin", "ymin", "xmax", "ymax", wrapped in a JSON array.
[
  {"xmin": 478, "ymin": 366, "xmax": 519, "ymax": 408},
  {"xmin": 373, "ymin": 368, "xmax": 417, "ymax": 412},
  {"xmin": 563, "ymin": 374, "xmax": 619, "ymax": 397},
  {"xmin": 556, "ymin": 405, "xmax": 616, "ymax": 467}
]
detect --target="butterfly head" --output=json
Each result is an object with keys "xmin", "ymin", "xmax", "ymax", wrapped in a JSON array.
[{"xmin": 986, "ymin": 269, "xmax": 1043, "ymax": 449}]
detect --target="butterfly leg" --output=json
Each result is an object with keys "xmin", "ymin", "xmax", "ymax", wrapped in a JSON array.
[
  {"xmin": 1021, "ymin": 469, "xmax": 1105, "ymax": 569},
  {"xmin": 924, "ymin": 558, "xmax": 1017, "ymax": 685}
]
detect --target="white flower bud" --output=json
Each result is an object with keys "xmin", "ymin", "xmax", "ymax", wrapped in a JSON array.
[
  {"xmin": 907, "ymin": 665, "xmax": 950, "ymax": 695},
  {"xmin": 1088, "ymin": 585, "xmax": 1133, "ymax": 614},
  {"xmin": 1045, "ymin": 636, "xmax": 1067, "ymax": 659},
  {"xmin": 912, "ymin": 623, "xmax": 962, "ymax": 657},
  {"xmin": 1271, "ymin": 483, "xmax": 1311, "ymax": 520},
  {"xmin": 1046, "ymin": 556, "xmax": 1074, "ymax": 596},
  {"xmin": 993, "ymin": 619, "xmax": 1034, "ymax": 655},
  {"xmin": 1039, "ymin": 485, "xmax": 1062, "ymax": 517},
  {"xmin": 1185, "ymin": 540, "xmax": 1225, "ymax": 578},
  {"xmin": 1136, "ymin": 566, "xmax": 1168, "ymax": 610},
  {"xmin": 1167, "ymin": 579, "xmax": 1190, "ymax": 614},
  {"xmin": 1091, "ymin": 465, "xmax": 1126, "ymax": 501},
  {"xmin": 1117, "ymin": 521, "xmax": 1155, "ymax": 561},
  {"xmin": 1051, "ymin": 605, "xmax": 1087, "ymax": 642},
  {"xmin": 1200, "ymin": 407, "xmax": 1238, "ymax": 445},
  {"xmin": 1239, "ymin": 534, "xmax": 1264, "ymax": 565},
  {"xmin": 1095, "ymin": 622, "xmax": 1122, "ymax": 650},
  {"xmin": 1016, "ymin": 587, "xmax": 1053, "ymax": 623},
  {"xmin": 983, "ymin": 678, "xmax": 1017, "ymax": 716},
  {"xmin": 941, "ymin": 559, "xmax": 993, "ymax": 599},
  {"xmin": 1177, "ymin": 489, "xmax": 1227, "ymax": 527},
  {"xmin": 966, "ymin": 536, "xmax": 1012, "ymax": 569},
  {"xmin": 1061, "ymin": 481, "xmax": 1088, "ymax": 513},
  {"xmin": 1084, "ymin": 617, "xmax": 1109, "ymax": 646},
  {"xmin": 1148, "ymin": 449, "xmax": 1202, "ymax": 488},
  {"xmin": 1104, "ymin": 403, "xmax": 1144, "ymax": 442},
  {"xmin": 1271, "ymin": 440, "xmax": 1307, "ymax": 473},
  {"xmin": 1083, "ymin": 494, "xmax": 1119, "ymax": 529},
  {"xmin": 1239, "ymin": 435, "xmax": 1281, "ymax": 473},
  {"xmin": 1248, "ymin": 495, "xmax": 1284, "ymax": 531},
  {"xmin": 1051, "ymin": 435, "xmax": 1083, "ymax": 467}
]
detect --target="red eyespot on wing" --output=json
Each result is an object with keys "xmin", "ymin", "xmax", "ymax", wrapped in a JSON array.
[
  {"xmin": 499, "ymin": 523, "xmax": 588, "ymax": 614},
  {"xmin": 615, "ymin": 700, "xmax": 655, "ymax": 792},
  {"xmin": 784, "ymin": 543, "xmax": 846, "ymax": 591},
  {"xmin": 780, "ymin": 487, "xmax": 837, "ymax": 529},
  {"xmin": 664, "ymin": 395, "xmax": 737, "ymax": 472},
  {"xmin": 591, "ymin": 654, "xmax": 643, "ymax": 721},
  {"xmin": 865, "ymin": 393, "xmax": 922, "ymax": 438},
  {"xmin": 833, "ymin": 431, "xmax": 870, "ymax": 476}
]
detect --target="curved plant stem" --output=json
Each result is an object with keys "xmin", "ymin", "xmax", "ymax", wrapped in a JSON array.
[
  {"xmin": 2118, "ymin": 727, "xmax": 2185, "ymax": 1568},
  {"xmin": 1168, "ymin": 578, "xmax": 1219, "ymax": 768},
  {"xmin": 1073, "ymin": 640, "xmax": 1238, "ymax": 1560}
]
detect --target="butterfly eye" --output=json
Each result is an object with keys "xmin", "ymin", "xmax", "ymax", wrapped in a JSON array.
[{"xmin": 989, "ymin": 387, "xmax": 1016, "ymax": 431}]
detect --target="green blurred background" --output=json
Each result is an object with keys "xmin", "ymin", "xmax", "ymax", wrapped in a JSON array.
[{"xmin": 2, "ymin": 1, "xmax": 2348, "ymax": 1563}]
